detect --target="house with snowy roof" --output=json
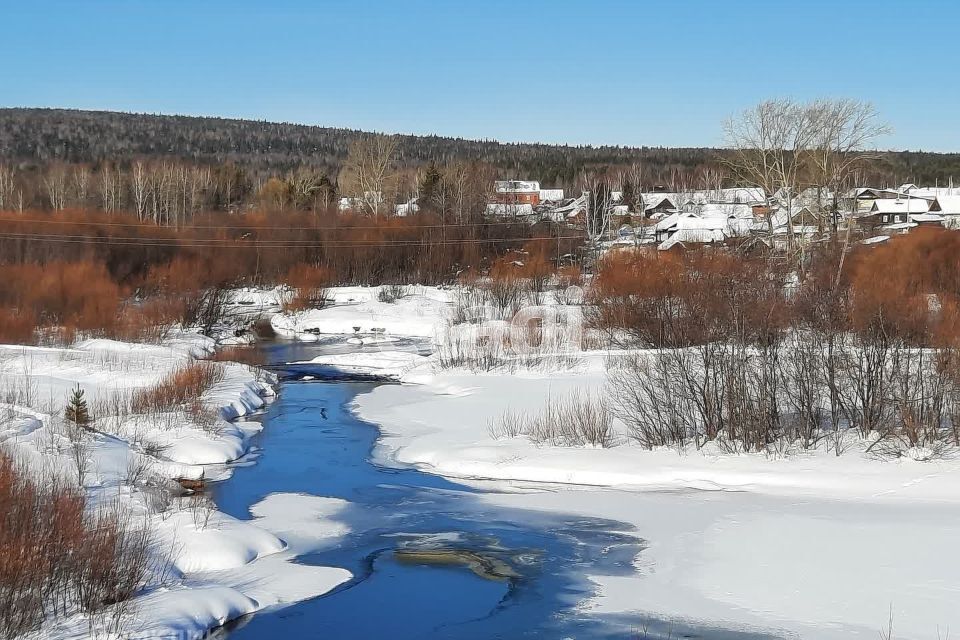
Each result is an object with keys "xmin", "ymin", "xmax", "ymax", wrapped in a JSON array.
[
  {"xmin": 930, "ymin": 195, "xmax": 960, "ymax": 228},
  {"xmin": 860, "ymin": 197, "xmax": 931, "ymax": 228}
]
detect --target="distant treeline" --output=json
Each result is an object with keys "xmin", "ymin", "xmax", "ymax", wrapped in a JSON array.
[
  {"xmin": 0, "ymin": 108, "xmax": 722, "ymax": 188},
  {"xmin": 2, "ymin": 108, "xmax": 960, "ymax": 211}
]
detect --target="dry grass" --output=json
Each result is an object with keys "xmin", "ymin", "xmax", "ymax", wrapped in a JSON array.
[
  {"xmin": 487, "ymin": 391, "xmax": 615, "ymax": 448},
  {"xmin": 208, "ymin": 346, "xmax": 266, "ymax": 368}
]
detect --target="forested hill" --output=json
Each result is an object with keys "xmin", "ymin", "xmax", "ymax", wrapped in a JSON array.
[
  {"xmin": 0, "ymin": 108, "xmax": 717, "ymax": 185},
  {"xmin": 2, "ymin": 107, "xmax": 960, "ymax": 186}
]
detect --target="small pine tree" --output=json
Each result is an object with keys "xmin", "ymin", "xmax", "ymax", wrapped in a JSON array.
[{"xmin": 65, "ymin": 384, "xmax": 91, "ymax": 429}]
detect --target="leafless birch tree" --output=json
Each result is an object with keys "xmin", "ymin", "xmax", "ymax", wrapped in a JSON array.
[{"xmin": 339, "ymin": 134, "xmax": 400, "ymax": 216}]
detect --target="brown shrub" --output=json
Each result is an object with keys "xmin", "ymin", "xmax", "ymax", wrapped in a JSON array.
[
  {"xmin": 849, "ymin": 228, "xmax": 960, "ymax": 345},
  {"xmin": 282, "ymin": 263, "xmax": 334, "ymax": 312},
  {"xmin": 208, "ymin": 346, "xmax": 267, "ymax": 367},
  {"xmin": 0, "ymin": 308, "xmax": 37, "ymax": 344},
  {"xmin": 131, "ymin": 361, "xmax": 225, "ymax": 415},
  {"xmin": 0, "ymin": 451, "xmax": 152, "ymax": 637},
  {"xmin": 591, "ymin": 249, "xmax": 790, "ymax": 348},
  {"xmin": 0, "ymin": 260, "xmax": 123, "ymax": 342}
]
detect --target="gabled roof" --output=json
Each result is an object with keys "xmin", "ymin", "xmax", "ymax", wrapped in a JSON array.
[
  {"xmin": 654, "ymin": 211, "xmax": 682, "ymax": 232},
  {"xmin": 870, "ymin": 198, "xmax": 930, "ymax": 214},
  {"xmin": 657, "ymin": 228, "xmax": 726, "ymax": 251},
  {"xmin": 642, "ymin": 193, "xmax": 678, "ymax": 211},
  {"xmin": 930, "ymin": 195, "xmax": 960, "ymax": 215}
]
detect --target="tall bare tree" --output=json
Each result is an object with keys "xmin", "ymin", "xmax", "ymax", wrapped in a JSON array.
[
  {"xmin": 806, "ymin": 99, "xmax": 891, "ymax": 234},
  {"xmin": 339, "ymin": 135, "xmax": 400, "ymax": 216},
  {"xmin": 0, "ymin": 165, "xmax": 15, "ymax": 211},
  {"xmin": 723, "ymin": 98, "xmax": 817, "ymax": 251}
]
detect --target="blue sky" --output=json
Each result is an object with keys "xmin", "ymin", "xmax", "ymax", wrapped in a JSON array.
[{"xmin": 2, "ymin": 0, "xmax": 957, "ymax": 151}]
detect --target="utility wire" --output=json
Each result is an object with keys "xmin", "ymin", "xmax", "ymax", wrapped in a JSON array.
[{"xmin": 0, "ymin": 231, "xmax": 584, "ymax": 248}]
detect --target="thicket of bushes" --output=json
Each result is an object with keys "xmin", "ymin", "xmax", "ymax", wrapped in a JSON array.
[
  {"xmin": 0, "ymin": 451, "xmax": 153, "ymax": 638},
  {"xmin": 595, "ymin": 228, "xmax": 960, "ymax": 456},
  {"xmin": 0, "ymin": 209, "xmax": 572, "ymax": 345},
  {"xmin": 438, "ymin": 242, "xmax": 584, "ymax": 372}
]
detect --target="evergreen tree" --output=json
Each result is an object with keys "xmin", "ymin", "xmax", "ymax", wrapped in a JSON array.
[
  {"xmin": 621, "ymin": 180, "xmax": 636, "ymax": 213},
  {"xmin": 65, "ymin": 384, "xmax": 91, "ymax": 429},
  {"xmin": 417, "ymin": 161, "xmax": 444, "ymax": 213}
]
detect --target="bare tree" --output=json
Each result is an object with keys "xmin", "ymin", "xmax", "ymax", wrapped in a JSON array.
[
  {"xmin": 43, "ymin": 165, "xmax": 68, "ymax": 211},
  {"xmin": 723, "ymin": 98, "xmax": 817, "ymax": 252},
  {"xmin": 0, "ymin": 165, "xmax": 15, "ymax": 211},
  {"xmin": 807, "ymin": 99, "xmax": 890, "ymax": 234},
  {"xmin": 71, "ymin": 166, "xmax": 91, "ymax": 209},
  {"xmin": 131, "ymin": 161, "xmax": 149, "ymax": 221},
  {"xmin": 339, "ymin": 134, "xmax": 400, "ymax": 216}
]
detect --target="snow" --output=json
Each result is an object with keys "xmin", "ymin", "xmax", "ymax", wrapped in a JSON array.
[
  {"xmin": 157, "ymin": 509, "xmax": 286, "ymax": 573},
  {"xmin": 278, "ymin": 287, "xmax": 960, "ymax": 639},
  {"xmin": 17, "ymin": 281, "xmax": 959, "ymax": 638},
  {"xmin": 271, "ymin": 285, "xmax": 450, "ymax": 340},
  {"xmin": 117, "ymin": 586, "xmax": 258, "ymax": 639},
  {"xmin": 250, "ymin": 492, "xmax": 351, "ymax": 552}
]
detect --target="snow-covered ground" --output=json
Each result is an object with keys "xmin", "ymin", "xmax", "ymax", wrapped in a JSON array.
[
  {"xmin": 0, "ymin": 333, "xmax": 352, "ymax": 638},
  {"xmin": 271, "ymin": 285, "xmax": 451, "ymax": 340},
  {"xmin": 271, "ymin": 285, "xmax": 960, "ymax": 639}
]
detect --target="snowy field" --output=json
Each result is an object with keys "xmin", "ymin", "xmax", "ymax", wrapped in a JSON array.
[
  {"xmin": 283, "ymin": 285, "xmax": 960, "ymax": 639},
  {"xmin": 0, "ymin": 334, "xmax": 351, "ymax": 638}
]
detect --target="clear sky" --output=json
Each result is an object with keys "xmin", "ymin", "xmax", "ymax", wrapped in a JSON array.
[{"xmin": 2, "ymin": 0, "xmax": 957, "ymax": 151}]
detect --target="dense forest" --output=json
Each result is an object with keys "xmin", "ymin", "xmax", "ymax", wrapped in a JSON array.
[{"xmin": 0, "ymin": 108, "xmax": 719, "ymax": 187}]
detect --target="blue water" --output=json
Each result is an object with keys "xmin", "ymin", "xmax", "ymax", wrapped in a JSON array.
[{"xmin": 210, "ymin": 341, "xmax": 724, "ymax": 639}]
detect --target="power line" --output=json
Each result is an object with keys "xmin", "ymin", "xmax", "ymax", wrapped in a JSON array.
[
  {"xmin": 0, "ymin": 231, "xmax": 584, "ymax": 248},
  {"xmin": 0, "ymin": 215, "xmax": 570, "ymax": 232}
]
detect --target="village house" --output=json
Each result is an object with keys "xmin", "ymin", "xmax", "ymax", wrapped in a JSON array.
[
  {"xmin": 930, "ymin": 195, "xmax": 960, "ymax": 228},
  {"xmin": 859, "ymin": 197, "xmax": 932, "ymax": 229}
]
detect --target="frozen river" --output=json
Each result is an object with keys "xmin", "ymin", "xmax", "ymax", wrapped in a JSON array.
[{"xmin": 212, "ymin": 340, "xmax": 653, "ymax": 639}]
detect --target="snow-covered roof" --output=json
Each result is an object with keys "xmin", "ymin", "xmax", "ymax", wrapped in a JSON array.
[
  {"xmin": 676, "ymin": 215, "xmax": 729, "ymax": 231},
  {"xmin": 657, "ymin": 228, "xmax": 726, "ymax": 251},
  {"xmin": 654, "ymin": 211, "xmax": 682, "ymax": 232},
  {"xmin": 909, "ymin": 213, "xmax": 945, "ymax": 223},
  {"xmin": 495, "ymin": 180, "xmax": 540, "ymax": 194},
  {"xmin": 870, "ymin": 198, "xmax": 930, "ymax": 214},
  {"xmin": 881, "ymin": 222, "xmax": 918, "ymax": 231},
  {"xmin": 905, "ymin": 187, "xmax": 960, "ymax": 200},
  {"xmin": 697, "ymin": 202, "xmax": 754, "ymax": 218},
  {"xmin": 539, "ymin": 189, "xmax": 564, "ymax": 201},
  {"xmin": 395, "ymin": 198, "xmax": 419, "ymax": 217},
  {"xmin": 862, "ymin": 235, "xmax": 890, "ymax": 245},
  {"xmin": 642, "ymin": 193, "xmax": 678, "ymax": 211},
  {"xmin": 932, "ymin": 195, "xmax": 960, "ymax": 215}
]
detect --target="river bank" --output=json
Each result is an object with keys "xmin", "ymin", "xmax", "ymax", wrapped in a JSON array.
[{"xmin": 0, "ymin": 334, "xmax": 352, "ymax": 639}]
